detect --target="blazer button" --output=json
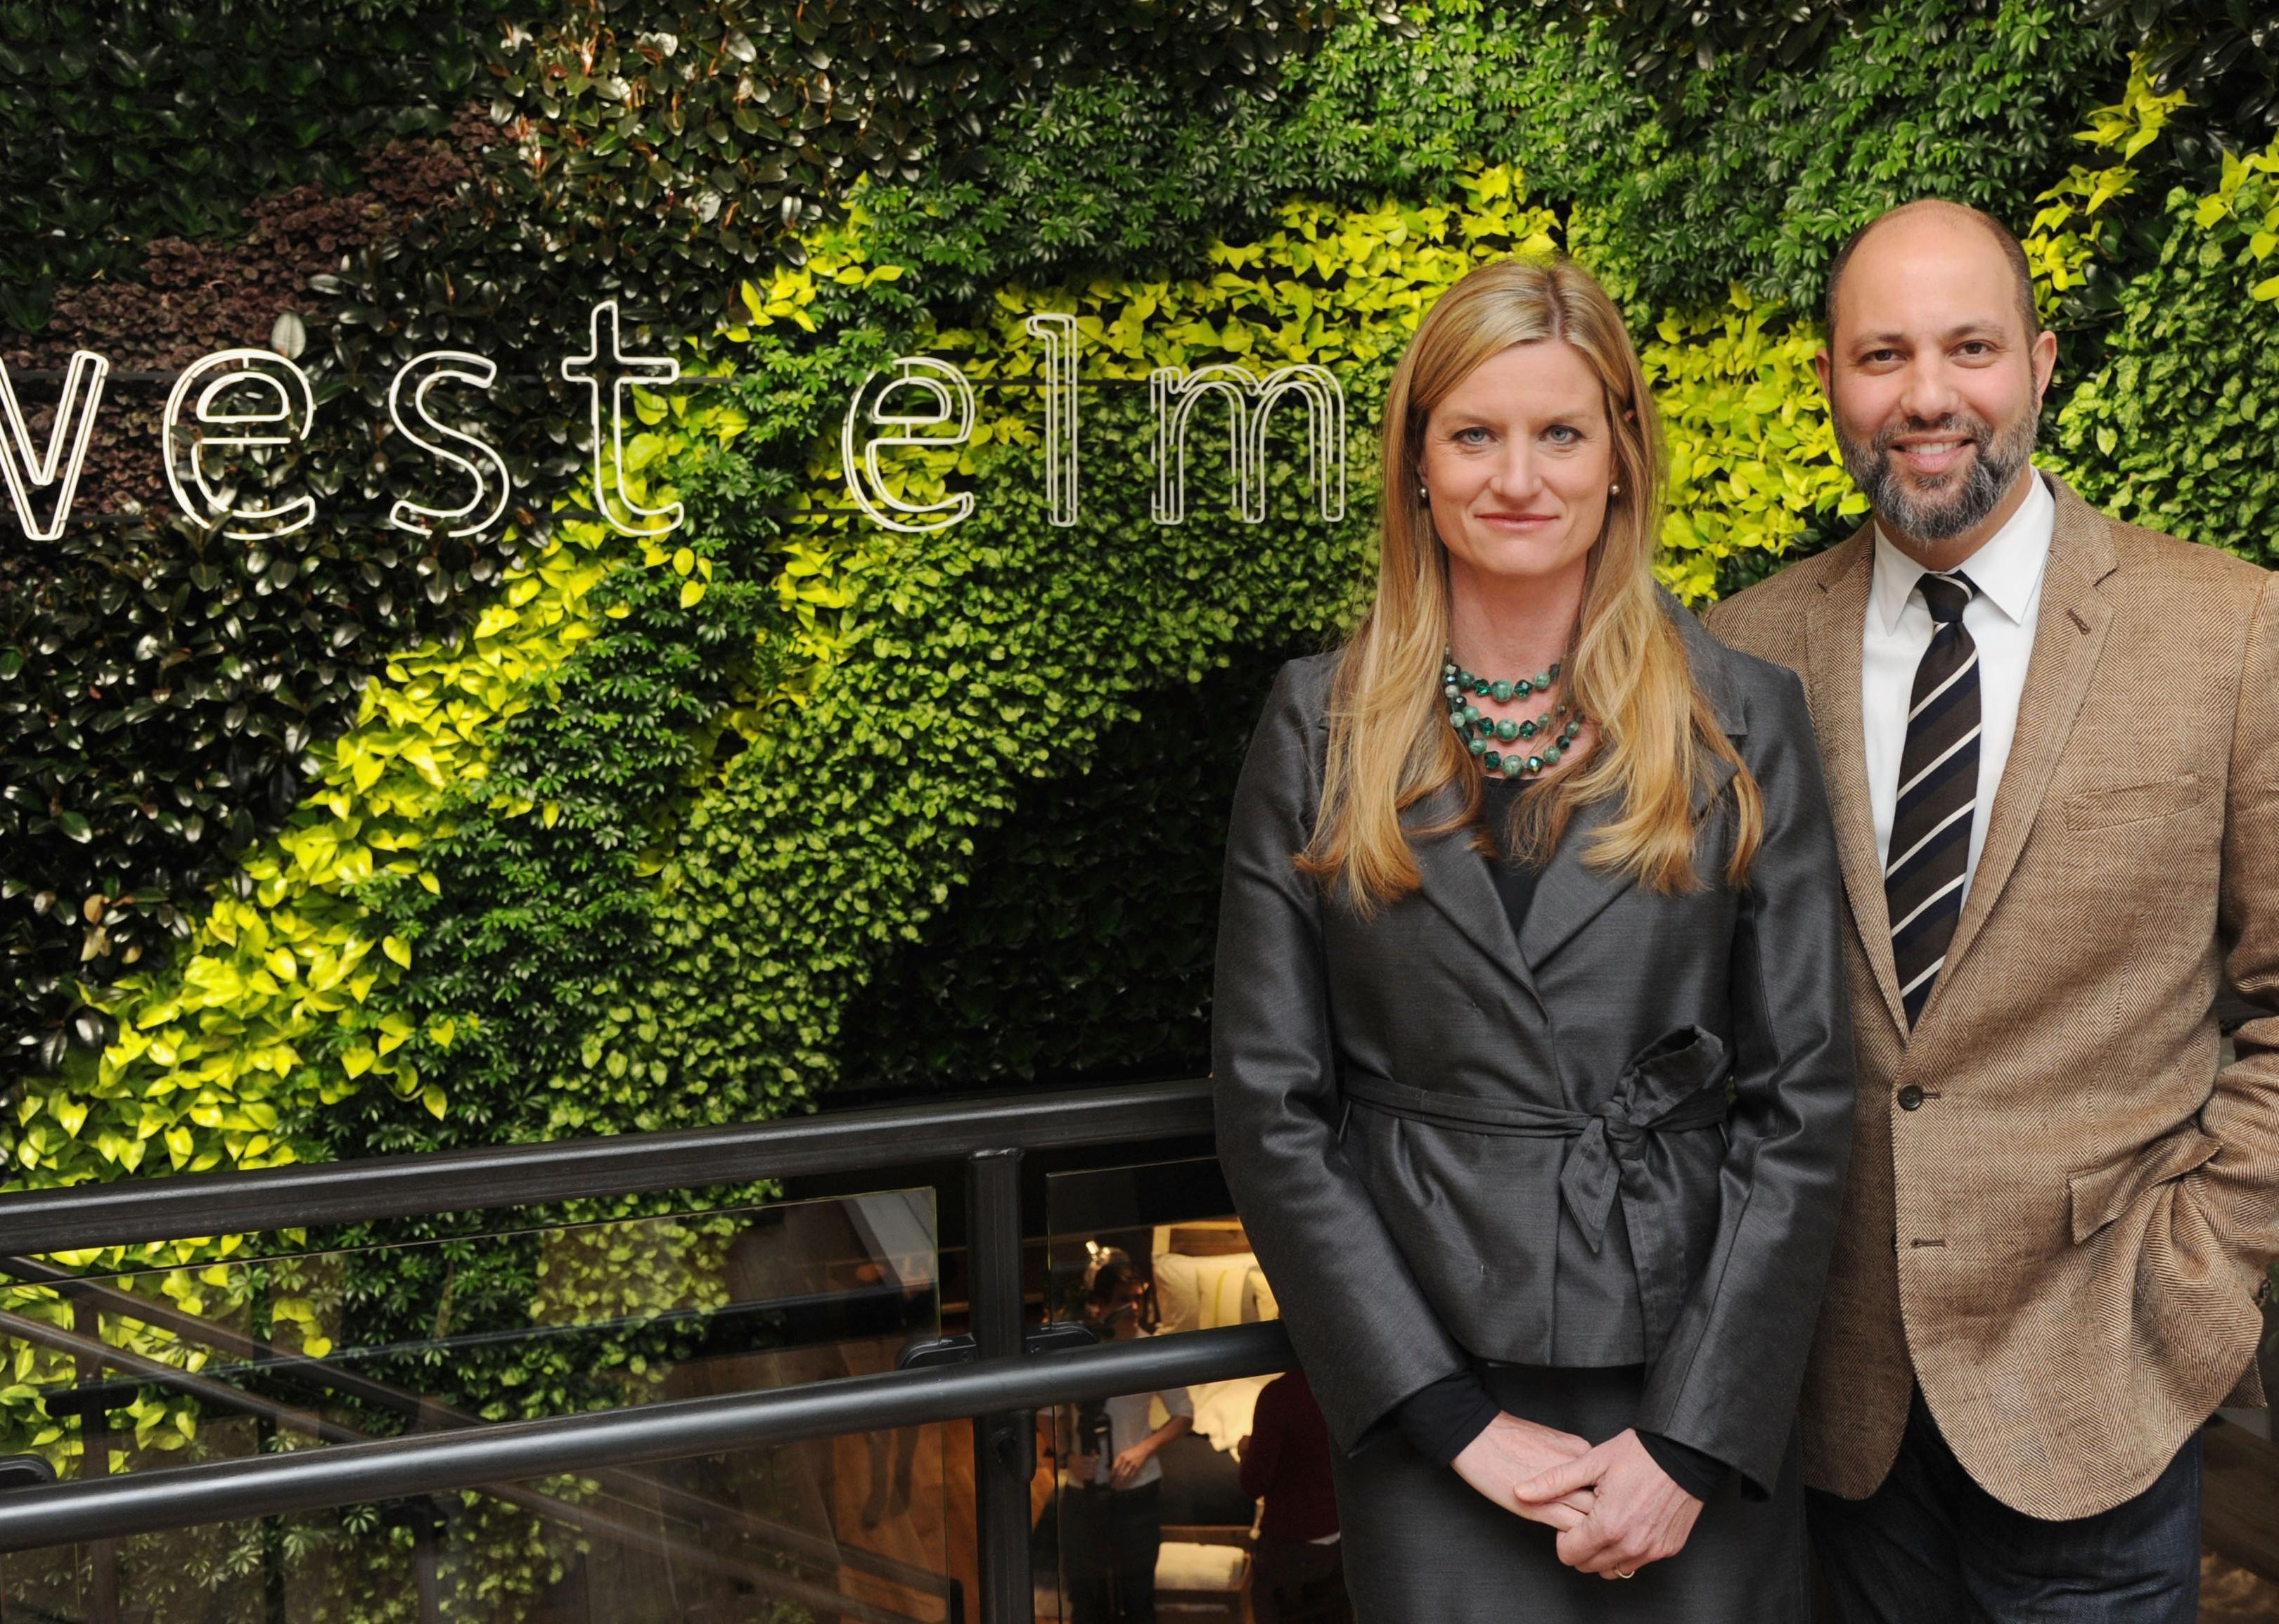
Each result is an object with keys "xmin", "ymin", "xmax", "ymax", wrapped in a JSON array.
[{"xmin": 1896, "ymin": 1085, "xmax": 1926, "ymax": 1111}]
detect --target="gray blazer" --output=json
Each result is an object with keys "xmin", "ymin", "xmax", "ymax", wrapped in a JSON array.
[{"xmin": 1210, "ymin": 607, "xmax": 1855, "ymax": 1496}]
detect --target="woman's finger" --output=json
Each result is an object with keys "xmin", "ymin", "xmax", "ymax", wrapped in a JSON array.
[{"xmin": 1515, "ymin": 1445, "xmax": 1607, "ymax": 1504}]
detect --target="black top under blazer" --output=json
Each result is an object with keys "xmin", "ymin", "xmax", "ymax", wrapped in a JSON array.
[{"xmin": 1210, "ymin": 605, "xmax": 1856, "ymax": 1497}]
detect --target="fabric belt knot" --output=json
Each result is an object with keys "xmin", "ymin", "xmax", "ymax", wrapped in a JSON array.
[{"xmin": 1339, "ymin": 1025, "xmax": 1731, "ymax": 1352}]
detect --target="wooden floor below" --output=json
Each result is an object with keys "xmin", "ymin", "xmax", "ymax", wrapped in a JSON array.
[{"xmin": 2202, "ymin": 1417, "xmax": 2279, "ymax": 1622}]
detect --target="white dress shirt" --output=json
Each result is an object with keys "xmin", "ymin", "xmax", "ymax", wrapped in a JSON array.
[{"xmin": 1863, "ymin": 471, "xmax": 2055, "ymax": 902}]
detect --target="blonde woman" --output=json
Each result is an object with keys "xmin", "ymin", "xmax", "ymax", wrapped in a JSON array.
[{"xmin": 1210, "ymin": 258, "xmax": 1854, "ymax": 1622}]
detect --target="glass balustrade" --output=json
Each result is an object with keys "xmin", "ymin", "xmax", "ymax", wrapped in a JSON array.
[{"xmin": 0, "ymin": 1189, "xmax": 964, "ymax": 1624}]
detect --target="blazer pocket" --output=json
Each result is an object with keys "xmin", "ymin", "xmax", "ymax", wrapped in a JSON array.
[
  {"xmin": 2064, "ymin": 773, "xmax": 2204, "ymax": 833},
  {"xmin": 2068, "ymin": 1125, "xmax": 2223, "ymax": 1244}
]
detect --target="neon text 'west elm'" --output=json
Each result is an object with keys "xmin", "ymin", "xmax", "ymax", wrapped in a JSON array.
[{"xmin": 0, "ymin": 304, "xmax": 1348, "ymax": 541}]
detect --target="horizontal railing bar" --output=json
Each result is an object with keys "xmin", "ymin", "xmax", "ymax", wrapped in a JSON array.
[
  {"xmin": 0, "ymin": 1320, "xmax": 1294, "ymax": 1552},
  {"xmin": 0, "ymin": 1256, "xmax": 954, "ymax": 1602},
  {"xmin": 0, "ymin": 1307, "xmax": 935, "ymax": 1623},
  {"xmin": 0, "ymin": 1078, "xmax": 1214, "ymax": 1256}
]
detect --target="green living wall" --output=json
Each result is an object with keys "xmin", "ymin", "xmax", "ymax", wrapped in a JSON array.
[{"xmin": 3, "ymin": 0, "xmax": 2279, "ymax": 1599}]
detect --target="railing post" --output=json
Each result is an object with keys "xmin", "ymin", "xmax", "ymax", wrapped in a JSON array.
[
  {"xmin": 966, "ymin": 1148, "xmax": 1032, "ymax": 1624},
  {"xmin": 69, "ymin": 1300, "xmax": 117, "ymax": 1624}
]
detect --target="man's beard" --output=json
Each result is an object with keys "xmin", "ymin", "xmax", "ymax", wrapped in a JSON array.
[{"xmin": 1837, "ymin": 404, "xmax": 2036, "ymax": 543}]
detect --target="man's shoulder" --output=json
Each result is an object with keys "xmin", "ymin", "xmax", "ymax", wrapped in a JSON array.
[
  {"xmin": 2102, "ymin": 513, "xmax": 2271, "ymax": 610},
  {"xmin": 1670, "ymin": 597, "xmax": 1809, "ymax": 724},
  {"xmin": 1701, "ymin": 536, "xmax": 1865, "ymax": 662}
]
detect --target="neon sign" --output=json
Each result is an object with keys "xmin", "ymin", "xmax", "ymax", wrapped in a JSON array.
[
  {"xmin": 1, "ymin": 304, "xmax": 1349, "ymax": 541},
  {"xmin": 0, "ymin": 348, "xmax": 106, "ymax": 543},
  {"xmin": 561, "ymin": 299, "xmax": 683, "ymax": 538},
  {"xmin": 387, "ymin": 352, "xmax": 512, "ymax": 539},
  {"xmin": 840, "ymin": 356, "xmax": 980, "ymax": 534}
]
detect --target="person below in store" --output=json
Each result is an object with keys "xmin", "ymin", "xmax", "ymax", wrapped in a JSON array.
[
  {"xmin": 1065, "ymin": 1256, "xmax": 1195, "ymax": 1624},
  {"xmin": 1238, "ymin": 1365, "xmax": 1349, "ymax": 1624}
]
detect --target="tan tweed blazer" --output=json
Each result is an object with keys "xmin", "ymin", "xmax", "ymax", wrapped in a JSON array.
[{"xmin": 1706, "ymin": 472, "xmax": 2279, "ymax": 1520}]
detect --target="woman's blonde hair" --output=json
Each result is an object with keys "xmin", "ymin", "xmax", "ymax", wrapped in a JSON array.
[{"xmin": 1299, "ymin": 257, "xmax": 1761, "ymax": 908}]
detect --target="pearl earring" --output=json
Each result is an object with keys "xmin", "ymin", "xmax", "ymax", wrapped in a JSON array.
[
  {"xmin": 1609, "ymin": 482, "xmax": 1622, "ymax": 496},
  {"xmin": 1418, "ymin": 482, "xmax": 1430, "ymax": 501}
]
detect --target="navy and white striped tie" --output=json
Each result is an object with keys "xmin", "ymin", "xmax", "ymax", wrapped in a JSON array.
[{"xmin": 1886, "ymin": 572, "xmax": 1979, "ymax": 1028}]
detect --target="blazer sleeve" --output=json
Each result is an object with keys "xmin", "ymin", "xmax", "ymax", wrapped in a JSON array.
[
  {"xmin": 1211, "ymin": 662, "xmax": 1470, "ymax": 1455},
  {"xmin": 2196, "ymin": 568, "xmax": 2279, "ymax": 1283},
  {"xmin": 1633, "ymin": 666, "xmax": 1856, "ymax": 1496}
]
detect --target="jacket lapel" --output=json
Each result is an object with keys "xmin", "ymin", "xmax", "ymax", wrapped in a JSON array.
[
  {"xmin": 1521, "ymin": 609, "xmax": 1745, "ymax": 973},
  {"xmin": 1932, "ymin": 478, "xmax": 2117, "ymax": 995},
  {"xmin": 1518, "ymin": 792, "xmax": 1635, "ymax": 973},
  {"xmin": 1803, "ymin": 531, "xmax": 1911, "ymax": 1035},
  {"xmin": 1402, "ymin": 781, "xmax": 1536, "ymax": 999}
]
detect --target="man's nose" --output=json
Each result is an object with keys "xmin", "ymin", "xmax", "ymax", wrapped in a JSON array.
[{"xmin": 1895, "ymin": 354, "xmax": 1967, "ymax": 425}]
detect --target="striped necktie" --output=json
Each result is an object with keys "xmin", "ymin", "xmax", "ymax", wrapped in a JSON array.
[{"xmin": 1886, "ymin": 571, "xmax": 1979, "ymax": 1028}]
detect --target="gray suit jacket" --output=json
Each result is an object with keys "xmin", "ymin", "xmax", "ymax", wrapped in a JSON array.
[{"xmin": 1211, "ymin": 608, "xmax": 1856, "ymax": 1495}]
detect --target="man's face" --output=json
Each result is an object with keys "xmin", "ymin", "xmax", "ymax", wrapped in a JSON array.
[{"xmin": 1818, "ymin": 209, "xmax": 2059, "ymax": 550}]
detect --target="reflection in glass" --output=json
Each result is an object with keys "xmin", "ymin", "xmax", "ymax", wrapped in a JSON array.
[
  {"xmin": 1037, "ymin": 1159, "xmax": 1335, "ymax": 1624},
  {"xmin": 0, "ymin": 1190, "xmax": 965, "ymax": 1622}
]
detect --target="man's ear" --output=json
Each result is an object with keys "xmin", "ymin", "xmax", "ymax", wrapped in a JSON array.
[
  {"xmin": 1813, "ymin": 348, "xmax": 1835, "ymax": 401},
  {"xmin": 2030, "ymin": 326, "xmax": 2059, "ymax": 406}
]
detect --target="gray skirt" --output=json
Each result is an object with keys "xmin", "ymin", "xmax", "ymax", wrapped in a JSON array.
[{"xmin": 1329, "ymin": 1363, "xmax": 1808, "ymax": 1624}]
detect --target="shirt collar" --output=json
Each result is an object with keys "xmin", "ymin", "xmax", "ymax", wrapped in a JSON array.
[{"xmin": 1868, "ymin": 468, "xmax": 2055, "ymax": 636}]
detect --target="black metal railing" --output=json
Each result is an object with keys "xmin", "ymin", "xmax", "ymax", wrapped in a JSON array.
[{"xmin": 0, "ymin": 1077, "xmax": 1295, "ymax": 1624}]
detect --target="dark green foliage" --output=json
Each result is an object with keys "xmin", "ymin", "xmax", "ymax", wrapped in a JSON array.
[
  {"xmin": 840, "ymin": 645, "xmax": 1307, "ymax": 1095},
  {"xmin": 0, "ymin": 0, "xmax": 1311, "ymax": 1098},
  {"xmin": 481, "ymin": 0, "xmax": 1336, "ymax": 334},
  {"xmin": 1554, "ymin": 0, "xmax": 2279, "ymax": 153},
  {"xmin": 861, "ymin": 1, "xmax": 2129, "ymax": 317},
  {"xmin": 1555, "ymin": 1, "xmax": 2133, "ymax": 311},
  {"xmin": 2084, "ymin": 0, "xmax": 2279, "ymax": 142},
  {"xmin": 0, "ymin": 0, "xmax": 501, "ymax": 333}
]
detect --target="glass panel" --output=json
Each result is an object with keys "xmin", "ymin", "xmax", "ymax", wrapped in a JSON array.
[
  {"xmin": 1036, "ymin": 1159, "xmax": 1273, "ymax": 1624},
  {"xmin": 0, "ymin": 1424, "xmax": 965, "ymax": 1623},
  {"xmin": 0, "ymin": 1190, "xmax": 939, "ymax": 1486}
]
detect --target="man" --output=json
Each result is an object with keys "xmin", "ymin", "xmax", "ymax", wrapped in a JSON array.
[
  {"xmin": 1237, "ymin": 1367, "xmax": 1348, "ymax": 1624},
  {"xmin": 1707, "ymin": 198, "xmax": 2279, "ymax": 1620}
]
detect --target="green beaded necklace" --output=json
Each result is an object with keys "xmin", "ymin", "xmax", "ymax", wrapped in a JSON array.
[{"xmin": 1443, "ymin": 655, "xmax": 1586, "ymax": 779}]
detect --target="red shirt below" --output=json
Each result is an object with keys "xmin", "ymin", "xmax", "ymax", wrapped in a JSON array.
[{"xmin": 1235, "ymin": 1368, "xmax": 1340, "ymax": 1542}]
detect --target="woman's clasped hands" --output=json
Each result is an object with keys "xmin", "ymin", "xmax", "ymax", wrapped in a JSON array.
[
  {"xmin": 1509, "ymin": 1426, "xmax": 1705, "ymax": 1580},
  {"xmin": 1453, "ymin": 1414, "xmax": 1704, "ymax": 1579}
]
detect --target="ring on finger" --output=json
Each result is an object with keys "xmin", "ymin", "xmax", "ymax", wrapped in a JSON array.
[{"xmin": 1614, "ymin": 1568, "xmax": 1636, "ymax": 1580}]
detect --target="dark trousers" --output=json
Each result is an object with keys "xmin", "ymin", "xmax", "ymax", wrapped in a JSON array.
[
  {"xmin": 1809, "ymin": 1389, "xmax": 2201, "ymax": 1624},
  {"xmin": 1250, "ymin": 1535, "xmax": 1348, "ymax": 1624},
  {"xmin": 1066, "ymin": 1480, "xmax": 1162, "ymax": 1624}
]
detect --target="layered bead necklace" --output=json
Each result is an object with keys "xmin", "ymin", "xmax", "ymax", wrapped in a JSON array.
[{"xmin": 1443, "ymin": 655, "xmax": 1585, "ymax": 779}]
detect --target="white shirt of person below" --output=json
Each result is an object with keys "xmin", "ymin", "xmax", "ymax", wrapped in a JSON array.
[{"xmin": 1093, "ymin": 1380, "xmax": 1195, "ymax": 1490}]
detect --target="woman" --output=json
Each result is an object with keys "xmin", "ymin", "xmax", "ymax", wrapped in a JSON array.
[{"xmin": 1210, "ymin": 257, "xmax": 1853, "ymax": 1621}]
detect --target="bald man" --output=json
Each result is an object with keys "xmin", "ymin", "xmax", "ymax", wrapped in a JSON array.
[{"xmin": 1708, "ymin": 200, "xmax": 2279, "ymax": 1622}]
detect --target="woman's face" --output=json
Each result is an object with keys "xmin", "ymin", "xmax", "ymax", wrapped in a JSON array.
[{"xmin": 1419, "ymin": 340, "xmax": 1616, "ymax": 593}]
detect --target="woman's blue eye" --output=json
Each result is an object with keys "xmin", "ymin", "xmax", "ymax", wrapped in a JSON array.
[
  {"xmin": 1453, "ymin": 426, "xmax": 1489, "ymax": 444},
  {"xmin": 1545, "ymin": 425, "xmax": 1580, "ymax": 444}
]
